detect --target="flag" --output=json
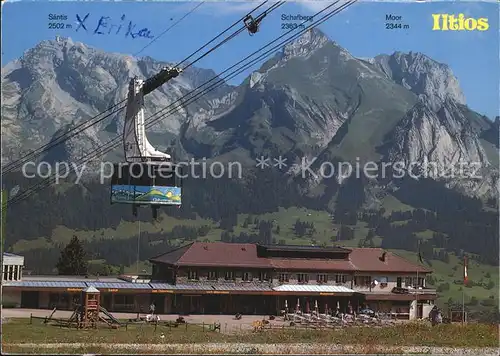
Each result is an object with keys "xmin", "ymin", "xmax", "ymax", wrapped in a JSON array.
[
  {"xmin": 463, "ymin": 255, "xmax": 468, "ymax": 285},
  {"xmin": 417, "ymin": 241, "xmax": 423, "ymax": 264}
]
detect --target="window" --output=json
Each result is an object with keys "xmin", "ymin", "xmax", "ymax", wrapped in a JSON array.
[
  {"xmin": 187, "ymin": 270, "xmax": 198, "ymax": 280},
  {"xmin": 297, "ymin": 273, "xmax": 309, "ymax": 283},
  {"xmin": 397, "ymin": 277, "xmax": 402, "ymax": 288},
  {"xmin": 414, "ymin": 277, "xmax": 424, "ymax": 287},
  {"xmin": 114, "ymin": 294, "xmax": 134, "ymax": 305},
  {"xmin": 419, "ymin": 277, "xmax": 425, "ymax": 287},
  {"xmin": 3, "ymin": 265, "xmax": 8, "ymax": 281},
  {"xmin": 153, "ymin": 165, "xmax": 176, "ymax": 187},
  {"xmin": 355, "ymin": 276, "xmax": 371, "ymax": 286},
  {"xmin": 8, "ymin": 266, "xmax": 13, "ymax": 280},
  {"xmin": 317, "ymin": 274, "xmax": 328, "ymax": 283},
  {"xmin": 49, "ymin": 293, "xmax": 60, "ymax": 308},
  {"xmin": 279, "ymin": 273, "xmax": 289, "ymax": 282},
  {"xmin": 13, "ymin": 266, "xmax": 18, "ymax": 281},
  {"xmin": 335, "ymin": 274, "xmax": 347, "ymax": 284},
  {"xmin": 208, "ymin": 271, "xmax": 218, "ymax": 280},
  {"xmin": 243, "ymin": 272, "xmax": 252, "ymax": 281},
  {"xmin": 404, "ymin": 277, "xmax": 424, "ymax": 288},
  {"xmin": 379, "ymin": 276, "xmax": 388, "ymax": 287},
  {"xmin": 404, "ymin": 277, "xmax": 412, "ymax": 287},
  {"xmin": 225, "ymin": 271, "xmax": 234, "ymax": 280},
  {"xmin": 259, "ymin": 272, "xmax": 269, "ymax": 281},
  {"xmin": 129, "ymin": 163, "xmax": 153, "ymax": 186}
]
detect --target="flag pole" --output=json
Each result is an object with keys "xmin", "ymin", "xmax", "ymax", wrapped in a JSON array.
[
  {"xmin": 462, "ymin": 288, "xmax": 465, "ymax": 324},
  {"xmin": 462, "ymin": 255, "xmax": 467, "ymax": 324},
  {"xmin": 415, "ymin": 240, "xmax": 420, "ymax": 320},
  {"xmin": 416, "ymin": 250, "xmax": 419, "ymax": 320}
]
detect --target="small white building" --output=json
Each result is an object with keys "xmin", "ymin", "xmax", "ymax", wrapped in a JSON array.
[{"xmin": 2, "ymin": 252, "xmax": 24, "ymax": 281}]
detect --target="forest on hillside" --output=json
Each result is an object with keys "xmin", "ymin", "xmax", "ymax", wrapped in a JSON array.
[{"xmin": 4, "ymin": 166, "xmax": 498, "ymax": 272}]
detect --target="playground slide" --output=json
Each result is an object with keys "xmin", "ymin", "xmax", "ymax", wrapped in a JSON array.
[
  {"xmin": 99, "ymin": 306, "xmax": 121, "ymax": 324},
  {"xmin": 44, "ymin": 307, "xmax": 57, "ymax": 323}
]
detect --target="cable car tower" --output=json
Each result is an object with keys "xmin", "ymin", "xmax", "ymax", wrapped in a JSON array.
[{"xmin": 110, "ymin": 66, "xmax": 183, "ymax": 219}]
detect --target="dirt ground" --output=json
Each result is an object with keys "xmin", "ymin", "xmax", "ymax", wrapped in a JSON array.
[{"xmin": 2, "ymin": 308, "xmax": 285, "ymax": 333}]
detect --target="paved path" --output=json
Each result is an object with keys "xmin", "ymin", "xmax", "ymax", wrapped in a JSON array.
[{"xmin": 3, "ymin": 343, "xmax": 499, "ymax": 355}]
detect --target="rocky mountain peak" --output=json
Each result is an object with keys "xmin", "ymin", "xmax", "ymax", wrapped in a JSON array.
[
  {"xmin": 373, "ymin": 51, "xmax": 465, "ymax": 110},
  {"xmin": 1, "ymin": 37, "xmax": 235, "ymax": 165},
  {"xmin": 2, "ymin": 35, "xmax": 497, "ymax": 199},
  {"xmin": 383, "ymin": 96, "xmax": 490, "ymax": 177},
  {"xmin": 281, "ymin": 27, "xmax": 330, "ymax": 59}
]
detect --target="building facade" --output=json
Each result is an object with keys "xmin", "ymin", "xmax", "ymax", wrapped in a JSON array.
[
  {"xmin": 1, "ymin": 244, "xmax": 437, "ymax": 319},
  {"xmin": 2, "ymin": 252, "xmax": 24, "ymax": 282}
]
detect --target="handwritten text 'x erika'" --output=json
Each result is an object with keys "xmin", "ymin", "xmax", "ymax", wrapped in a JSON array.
[
  {"xmin": 75, "ymin": 13, "xmax": 89, "ymax": 32},
  {"xmin": 74, "ymin": 13, "xmax": 154, "ymax": 39}
]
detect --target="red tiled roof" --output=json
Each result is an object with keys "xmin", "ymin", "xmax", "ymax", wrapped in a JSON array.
[
  {"xmin": 150, "ymin": 242, "xmax": 431, "ymax": 273},
  {"xmin": 176, "ymin": 242, "xmax": 271, "ymax": 268},
  {"xmin": 348, "ymin": 248, "xmax": 432, "ymax": 273}
]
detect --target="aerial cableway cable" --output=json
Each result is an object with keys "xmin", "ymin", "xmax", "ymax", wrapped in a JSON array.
[
  {"xmin": 7, "ymin": 0, "xmax": 356, "ymax": 207},
  {"xmin": 6, "ymin": 1, "xmax": 287, "ymax": 207},
  {"xmin": 7, "ymin": 0, "xmax": 355, "ymax": 207},
  {"xmin": 180, "ymin": 1, "xmax": 285, "ymax": 70},
  {"xmin": 2, "ymin": 100, "xmax": 127, "ymax": 174},
  {"xmin": 1, "ymin": 1, "xmax": 269, "ymax": 175},
  {"xmin": 144, "ymin": 0, "xmax": 350, "ymax": 132},
  {"xmin": 175, "ymin": 0, "xmax": 271, "ymax": 68},
  {"xmin": 134, "ymin": 1, "xmax": 206, "ymax": 57},
  {"xmin": 5, "ymin": 0, "xmax": 284, "ymax": 206}
]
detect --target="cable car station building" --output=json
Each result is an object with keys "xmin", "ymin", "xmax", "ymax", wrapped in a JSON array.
[{"xmin": 2, "ymin": 243, "xmax": 437, "ymax": 319}]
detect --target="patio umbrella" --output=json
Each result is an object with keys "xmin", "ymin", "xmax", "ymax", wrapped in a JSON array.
[
  {"xmin": 336, "ymin": 301, "xmax": 340, "ymax": 310},
  {"xmin": 315, "ymin": 300, "xmax": 318, "ymax": 311},
  {"xmin": 296, "ymin": 298, "xmax": 300, "ymax": 312},
  {"xmin": 285, "ymin": 299, "xmax": 288, "ymax": 310},
  {"xmin": 306, "ymin": 300, "xmax": 310, "ymax": 313},
  {"xmin": 325, "ymin": 303, "xmax": 328, "ymax": 314}
]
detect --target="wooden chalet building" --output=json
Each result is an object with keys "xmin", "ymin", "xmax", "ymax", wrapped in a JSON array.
[{"xmin": 2, "ymin": 244, "xmax": 438, "ymax": 319}]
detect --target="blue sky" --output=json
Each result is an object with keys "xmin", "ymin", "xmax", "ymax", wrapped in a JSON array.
[{"xmin": 2, "ymin": 0, "xmax": 498, "ymax": 119}]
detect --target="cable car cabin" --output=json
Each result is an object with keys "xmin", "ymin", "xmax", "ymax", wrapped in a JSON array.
[{"xmin": 110, "ymin": 162, "xmax": 182, "ymax": 217}]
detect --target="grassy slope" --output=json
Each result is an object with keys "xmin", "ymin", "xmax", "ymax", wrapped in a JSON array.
[
  {"xmin": 391, "ymin": 250, "xmax": 498, "ymax": 301},
  {"xmin": 11, "ymin": 198, "xmax": 498, "ymax": 307}
]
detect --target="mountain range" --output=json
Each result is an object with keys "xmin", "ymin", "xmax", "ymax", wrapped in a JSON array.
[
  {"xmin": 2, "ymin": 29, "xmax": 498, "ymax": 202},
  {"xmin": 2, "ymin": 30, "xmax": 498, "ymax": 317}
]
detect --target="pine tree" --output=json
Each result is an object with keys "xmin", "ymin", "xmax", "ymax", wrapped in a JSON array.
[{"xmin": 56, "ymin": 235, "xmax": 88, "ymax": 275}]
